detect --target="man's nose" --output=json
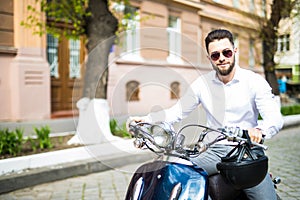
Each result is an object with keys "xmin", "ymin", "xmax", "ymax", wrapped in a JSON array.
[{"xmin": 219, "ymin": 56, "xmax": 225, "ymax": 62}]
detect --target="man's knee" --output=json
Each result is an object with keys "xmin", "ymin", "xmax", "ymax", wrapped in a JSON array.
[{"xmin": 243, "ymin": 174, "xmax": 276, "ymax": 200}]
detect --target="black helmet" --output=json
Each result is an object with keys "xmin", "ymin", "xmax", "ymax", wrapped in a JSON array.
[{"xmin": 217, "ymin": 143, "xmax": 268, "ymax": 190}]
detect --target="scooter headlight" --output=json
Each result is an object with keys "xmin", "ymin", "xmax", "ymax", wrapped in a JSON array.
[{"xmin": 151, "ymin": 125, "xmax": 172, "ymax": 147}]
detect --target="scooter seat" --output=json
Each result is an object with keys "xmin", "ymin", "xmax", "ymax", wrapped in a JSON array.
[{"xmin": 209, "ymin": 173, "xmax": 241, "ymax": 200}]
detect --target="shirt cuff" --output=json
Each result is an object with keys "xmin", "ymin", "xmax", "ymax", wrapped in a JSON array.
[{"xmin": 255, "ymin": 126, "xmax": 278, "ymax": 139}]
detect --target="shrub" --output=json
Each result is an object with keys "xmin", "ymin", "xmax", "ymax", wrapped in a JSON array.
[
  {"xmin": 34, "ymin": 125, "xmax": 53, "ymax": 149},
  {"xmin": 281, "ymin": 104, "xmax": 300, "ymax": 116},
  {"xmin": 110, "ymin": 119, "xmax": 131, "ymax": 138},
  {"xmin": 28, "ymin": 125, "xmax": 53, "ymax": 150},
  {"xmin": 0, "ymin": 128, "xmax": 24, "ymax": 156}
]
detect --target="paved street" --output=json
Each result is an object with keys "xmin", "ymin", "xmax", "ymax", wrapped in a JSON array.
[
  {"xmin": 264, "ymin": 125, "xmax": 300, "ymax": 200},
  {"xmin": 1, "ymin": 125, "xmax": 300, "ymax": 200}
]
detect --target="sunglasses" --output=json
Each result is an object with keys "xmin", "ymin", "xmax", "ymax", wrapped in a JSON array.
[{"xmin": 210, "ymin": 49, "xmax": 233, "ymax": 61}]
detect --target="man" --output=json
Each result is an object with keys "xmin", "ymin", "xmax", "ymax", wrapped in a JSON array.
[{"xmin": 128, "ymin": 29, "xmax": 283, "ymax": 199}]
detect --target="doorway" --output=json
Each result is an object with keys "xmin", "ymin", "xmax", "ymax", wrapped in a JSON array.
[{"xmin": 47, "ymin": 34, "xmax": 85, "ymax": 118}]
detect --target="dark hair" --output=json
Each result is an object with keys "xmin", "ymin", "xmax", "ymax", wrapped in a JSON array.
[{"xmin": 205, "ymin": 29, "xmax": 234, "ymax": 52}]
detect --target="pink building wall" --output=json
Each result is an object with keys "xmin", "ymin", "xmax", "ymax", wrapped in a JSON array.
[
  {"xmin": 0, "ymin": 54, "xmax": 13, "ymax": 120},
  {"xmin": 0, "ymin": 1, "xmax": 50, "ymax": 121},
  {"xmin": 107, "ymin": 56, "xmax": 212, "ymax": 118}
]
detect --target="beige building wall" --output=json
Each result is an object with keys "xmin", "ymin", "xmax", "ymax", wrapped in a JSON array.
[
  {"xmin": 0, "ymin": 0, "xmax": 15, "ymax": 120},
  {"xmin": 108, "ymin": 0, "xmax": 206, "ymax": 117},
  {"xmin": 199, "ymin": 0, "xmax": 265, "ymax": 72},
  {"xmin": 0, "ymin": 0, "xmax": 50, "ymax": 121},
  {"xmin": 108, "ymin": 0, "xmax": 268, "ymax": 117}
]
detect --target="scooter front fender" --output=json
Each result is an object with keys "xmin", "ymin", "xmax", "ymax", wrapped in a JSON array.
[{"xmin": 125, "ymin": 160, "xmax": 208, "ymax": 200}]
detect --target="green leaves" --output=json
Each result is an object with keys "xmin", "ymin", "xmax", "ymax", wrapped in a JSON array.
[
  {"xmin": 0, "ymin": 125, "xmax": 53, "ymax": 157},
  {"xmin": 109, "ymin": 119, "xmax": 131, "ymax": 138},
  {"xmin": 32, "ymin": 126, "xmax": 53, "ymax": 150},
  {"xmin": 21, "ymin": 0, "xmax": 91, "ymax": 39},
  {"xmin": 281, "ymin": 104, "xmax": 300, "ymax": 116},
  {"xmin": 21, "ymin": 0, "xmax": 141, "ymax": 40},
  {"xmin": 0, "ymin": 128, "xmax": 24, "ymax": 156}
]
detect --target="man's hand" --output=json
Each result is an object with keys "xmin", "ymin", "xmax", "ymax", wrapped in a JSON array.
[
  {"xmin": 247, "ymin": 128, "xmax": 263, "ymax": 143},
  {"xmin": 126, "ymin": 116, "xmax": 147, "ymax": 133}
]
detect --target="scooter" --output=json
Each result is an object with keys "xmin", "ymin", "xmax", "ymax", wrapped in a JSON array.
[{"xmin": 125, "ymin": 122, "xmax": 281, "ymax": 200}]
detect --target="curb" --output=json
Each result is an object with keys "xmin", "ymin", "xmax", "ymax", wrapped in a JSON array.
[
  {"xmin": 0, "ymin": 139, "xmax": 153, "ymax": 194},
  {"xmin": 282, "ymin": 115, "xmax": 300, "ymax": 129},
  {"xmin": 0, "ymin": 152, "xmax": 151, "ymax": 194}
]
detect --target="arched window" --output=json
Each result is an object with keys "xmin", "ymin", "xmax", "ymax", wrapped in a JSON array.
[
  {"xmin": 170, "ymin": 81, "xmax": 180, "ymax": 99},
  {"xmin": 126, "ymin": 81, "xmax": 140, "ymax": 101}
]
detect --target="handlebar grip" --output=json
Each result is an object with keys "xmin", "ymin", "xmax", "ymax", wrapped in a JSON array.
[{"xmin": 251, "ymin": 141, "xmax": 268, "ymax": 150}]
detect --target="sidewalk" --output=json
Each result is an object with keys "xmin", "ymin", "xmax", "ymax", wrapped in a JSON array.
[
  {"xmin": 0, "ymin": 115, "xmax": 299, "ymax": 194},
  {"xmin": 0, "ymin": 139, "xmax": 153, "ymax": 194}
]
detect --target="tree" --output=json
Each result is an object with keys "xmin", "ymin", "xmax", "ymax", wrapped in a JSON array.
[
  {"xmin": 22, "ymin": 0, "xmax": 129, "ymax": 99},
  {"xmin": 22, "ymin": 0, "xmax": 137, "ymax": 144},
  {"xmin": 260, "ymin": 0, "xmax": 299, "ymax": 95},
  {"xmin": 83, "ymin": 0, "xmax": 118, "ymax": 99}
]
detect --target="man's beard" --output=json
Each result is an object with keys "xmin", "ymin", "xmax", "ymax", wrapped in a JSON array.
[{"xmin": 212, "ymin": 57, "xmax": 235, "ymax": 76}]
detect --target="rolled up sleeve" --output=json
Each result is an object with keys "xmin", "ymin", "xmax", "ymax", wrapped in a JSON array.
[{"xmin": 254, "ymin": 76, "xmax": 284, "ymax": 138}]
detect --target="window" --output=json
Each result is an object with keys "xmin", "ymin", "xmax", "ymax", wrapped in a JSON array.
[
  {"xmin": 277, "ymin": 34, "xmax": 290, "ymax": 52},
  {"xmin": 233, "ymin": 0, "xmax": 239, "ymax": 8},
  {"xmin": 47, "ymin": 34, "xmax": 59, "ymax": 78},
  {"xmin": 170, "ymin": 82, "xmax": 180, "ymax": 99},
  {"xmin": 249, "ymin": 39, "xmax": 255, "ymax": 68},
  {"xmin": 69, "ymin": 39, "xmax": 81, "ymax": 78},
  {"xmin": 250, "ymin": 0, "xmax": 255, "ymax": 12},
  {"xmin": 114, "ymin": 3, "xmax": 140, "ymax": 57},
  {"xmin": 286, "ymin": 34, "xmax": 290, "ymax": 51},
  {"xmin": 262, "ymin": 0, "xmax": 267, "ymax": 17},
  {"xmin": 167, "ymin": 15, "xmax": 182, "ymax": 62},
  {"xmin": 47, "ymin": 34, "xmax": 82, "ymax": 79},
  {"xmin": 126, "ymin": 81, "xmax": 140, "ymax": 101},
  {"xmin": 124, "ymin": 6, "xmax": 140, "ymax": 56}
]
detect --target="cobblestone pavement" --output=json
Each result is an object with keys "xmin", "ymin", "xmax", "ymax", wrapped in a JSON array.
[
  {"xmin": 1, "ymin": 126, "xmax": 300, "ymax": 200},
  {"xmin": 264, "ymin": 125, "xmax": 300, "ymax": 200}
]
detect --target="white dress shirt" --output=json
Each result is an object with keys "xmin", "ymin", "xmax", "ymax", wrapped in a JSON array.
[{"xmin": 146, "ymin": 66, "xmax": 283, "ymax": 140}]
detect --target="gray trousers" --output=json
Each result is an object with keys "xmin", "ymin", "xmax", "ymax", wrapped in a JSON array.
[{"xmin": 190, "ymin": 144, "xmax": 277, "ymax": 200}]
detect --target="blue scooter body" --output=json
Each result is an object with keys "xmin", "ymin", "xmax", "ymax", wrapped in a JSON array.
[{"xmin": 125, "ymin": 160, "xmax": 209, "ymax": 200}]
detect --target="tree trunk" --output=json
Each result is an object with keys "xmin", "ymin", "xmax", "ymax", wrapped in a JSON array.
[
  {"xmin": 261, "ymin": 0, "xmax": 288, "ymax": 96},
  {"xmin": 262, "ymin": 22, "xmax": 280, "ymax": 95},
  {"xmin": 83, "ymin": 0, "xmax": 118, "ymax": 99}
]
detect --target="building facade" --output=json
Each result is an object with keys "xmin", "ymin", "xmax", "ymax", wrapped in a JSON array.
[
  {"xmin": 275, "ymin": 10, "xmax": 300, "ymax": 96},
  {"xmin": 0, "ymin": 0, "xmax": 50, "ymax": 121},
  {"xmin": 0, "ymin": 0, "xmax": 271, "ymax": 121}
]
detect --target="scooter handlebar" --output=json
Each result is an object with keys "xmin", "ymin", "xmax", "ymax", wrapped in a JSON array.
[
  {"xmin": 128, "ymin": 122, "xmax": 268, "ymax": 155},
  {"xmin": 218, "ymin": 126, "xmax": 268, "ymax": 150}
]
